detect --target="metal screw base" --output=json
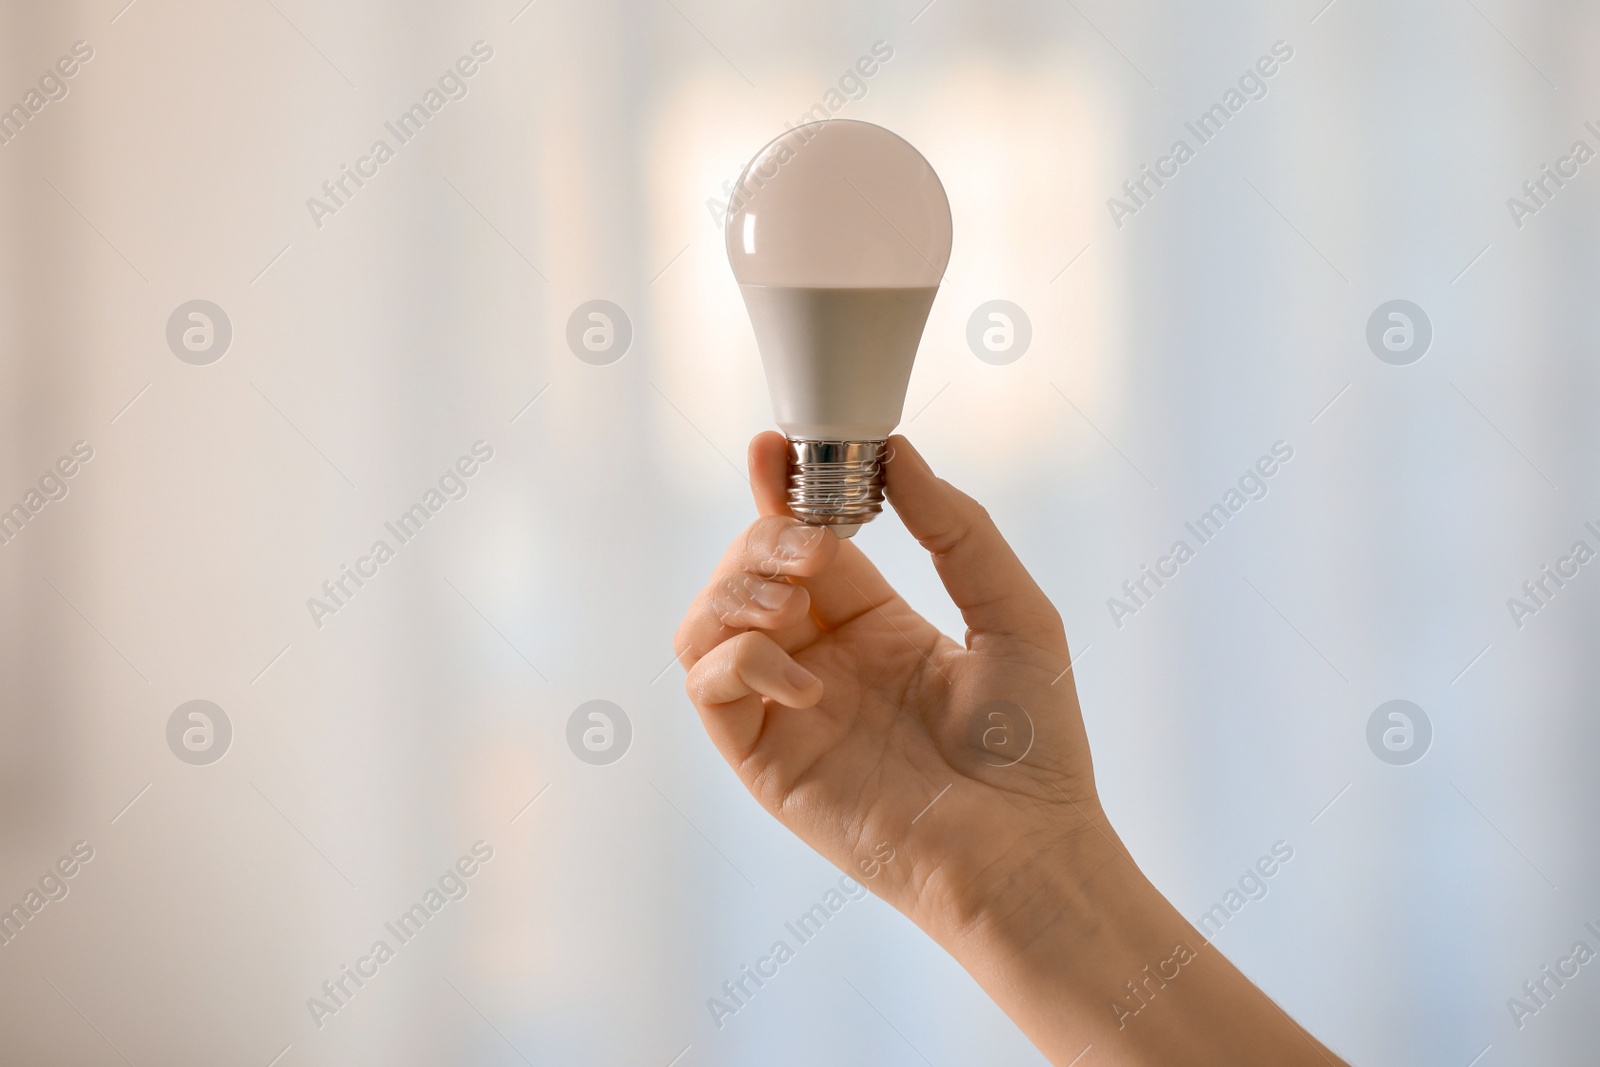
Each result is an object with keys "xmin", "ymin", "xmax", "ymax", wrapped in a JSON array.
[{"xmin": 785, "ymin": 439, "xmax": 887, "ymax": 538}]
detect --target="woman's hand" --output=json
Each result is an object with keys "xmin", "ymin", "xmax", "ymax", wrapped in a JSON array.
[
  {"xmin": 676, "ymin": 432, "xmax": 1346, "ymax": 1067},
  {"xmin": 674, "ymin": 431, "xmax": 1096, "ymax": 938}
]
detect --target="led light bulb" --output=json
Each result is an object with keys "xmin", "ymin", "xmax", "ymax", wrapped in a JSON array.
[{"xmin": 726, "ymin": 119, "xmax": 952, "ymax": 537}]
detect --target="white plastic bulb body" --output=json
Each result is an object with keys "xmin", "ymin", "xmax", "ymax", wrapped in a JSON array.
[{"xmin": 726, "ymin": 119, "xmax": 952, "ymax": 536}]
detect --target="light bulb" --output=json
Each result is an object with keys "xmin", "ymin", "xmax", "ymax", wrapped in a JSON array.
[{"xmin": 726, "ymin": 119, "xmax": 952, "ymax": 537}]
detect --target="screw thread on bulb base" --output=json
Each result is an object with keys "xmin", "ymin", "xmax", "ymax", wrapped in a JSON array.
[{"xmin": 785, "ymin": 439, "xmax": 887, "ymax": 538}]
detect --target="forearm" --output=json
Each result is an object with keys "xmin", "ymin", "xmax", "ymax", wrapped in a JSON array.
[{"xmin": 925, "ymin": 817, "xmax": 1346, "ymax": 1066}]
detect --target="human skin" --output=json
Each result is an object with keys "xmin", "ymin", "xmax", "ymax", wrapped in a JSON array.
[{"xmin": 675, "ymin": 431, "xmax": 1347, "ymax": 1066}]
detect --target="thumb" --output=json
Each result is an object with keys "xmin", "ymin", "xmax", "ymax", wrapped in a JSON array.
[{"xmin": 883, "ymin": 435, "xmax": 1065, "ymax": 653}]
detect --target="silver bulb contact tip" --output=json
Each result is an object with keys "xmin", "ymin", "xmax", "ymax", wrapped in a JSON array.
[{"xmin": 785, "ymin": 439, "xmax": 887, "ymax": 538}]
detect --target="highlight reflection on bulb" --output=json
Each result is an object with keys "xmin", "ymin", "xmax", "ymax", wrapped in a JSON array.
[{"xmin": 726, "ymin": 119, "xmax": 952, "ymax": 537}]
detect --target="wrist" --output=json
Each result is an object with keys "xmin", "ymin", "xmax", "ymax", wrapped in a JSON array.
[
  {"xmin": 914, "ymin": 794, "xmax": 1145, "ymax": 954},
  {"xmin": 934, "ymin": 802, "xmax": 1167, "ymax": 985},
  {"xmin": 928, "ymin": 805, "xmax": 1175, "ymax": 1062},
  {"xmin": 915, "ymin": 802, "xmax": 1344, "ymax": 1066}
]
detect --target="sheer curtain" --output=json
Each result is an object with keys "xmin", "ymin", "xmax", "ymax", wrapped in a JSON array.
[{"xmin": 1, "ymin": 1, "xmax": 1593, "ymax": 1064}]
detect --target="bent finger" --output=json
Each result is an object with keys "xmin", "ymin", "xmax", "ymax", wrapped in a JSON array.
[
  {"xmin": 674, "ymin": 516, "xmax": 839, "ymax": 665},
  {"xmin": 748, "ymin": 431, "xmax": 792, "ymax": 518},
  {"xmin": 685, "ymin": 632, "xmax": 823, "ymax": 761},
  {"xmin": 746, "ymin": 432, "xmax": 902, "ymax": 630}
]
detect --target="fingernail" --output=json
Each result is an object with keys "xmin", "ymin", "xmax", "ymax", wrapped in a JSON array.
[
  {"xmin": 777, "ymin": 523, "xmax": 826, "ymax": 560},
  {"xmin": 752, "ymin": 580, "xmax": 795, "ymax": 610},
  {"xmin": 785, "ymin": 661, "xmax": 819, "ymax": 691}
]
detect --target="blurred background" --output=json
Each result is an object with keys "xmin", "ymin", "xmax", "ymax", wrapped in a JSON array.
[{"xmin": 0, "ymin": 0, "xmax": 1595, "ymax": 1063}]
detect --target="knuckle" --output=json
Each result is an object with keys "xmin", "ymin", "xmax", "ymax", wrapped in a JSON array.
[
  {"xmin": 962, "ymin": 495, "xmax": 994, "ymax": 531},
  {"xmin": 729, "ymin": 630, "xmax": 770, "ymax": 670},
  {"xmin": 686, "ymin": 644, "xmax": 738, "ymax": 704},
  {"xmin": 920, "ymin": 514, "xmax": 974, "ymax": 557},
  {"xmin": 743, "ymin": 516, "xmax": 815, "ymax": 575},
  {"xmin": 921, "ymin": 496, "xmax": 991, "ymax": 558},
  {"xmin": 672, "ymin": 613, "xmax": 707, "ymax": 664},
  {"xmin": 684, "ymin": 663, "xmax": 711, "ymax": 704},
  {"xmin": 712, "ymin": 573, "xmax": 759, "ymax": 620},
  {"xmin": 740, "ymin": 523, "xmax": 764, "ymax": 561},
  {"xmin": 672, "ymin": 636, "xmax": 694, "ymax": 666},
  {"xmin": 727, "ymin": 629, "xmax": 757, "ymax": 660},
  {"xmin": 742, "ymin": 516, "xmax": 785, "ymax": 562}
]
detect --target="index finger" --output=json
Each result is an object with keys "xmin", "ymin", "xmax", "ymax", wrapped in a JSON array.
[{"xmin": 747, "ymin": 432, "xmax": 900, "ymax": 629}]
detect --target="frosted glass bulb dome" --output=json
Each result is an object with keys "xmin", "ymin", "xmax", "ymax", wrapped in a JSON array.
[{"xmin": 726, "ymin": 120, "xmax": 952, "ymax": 536}]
